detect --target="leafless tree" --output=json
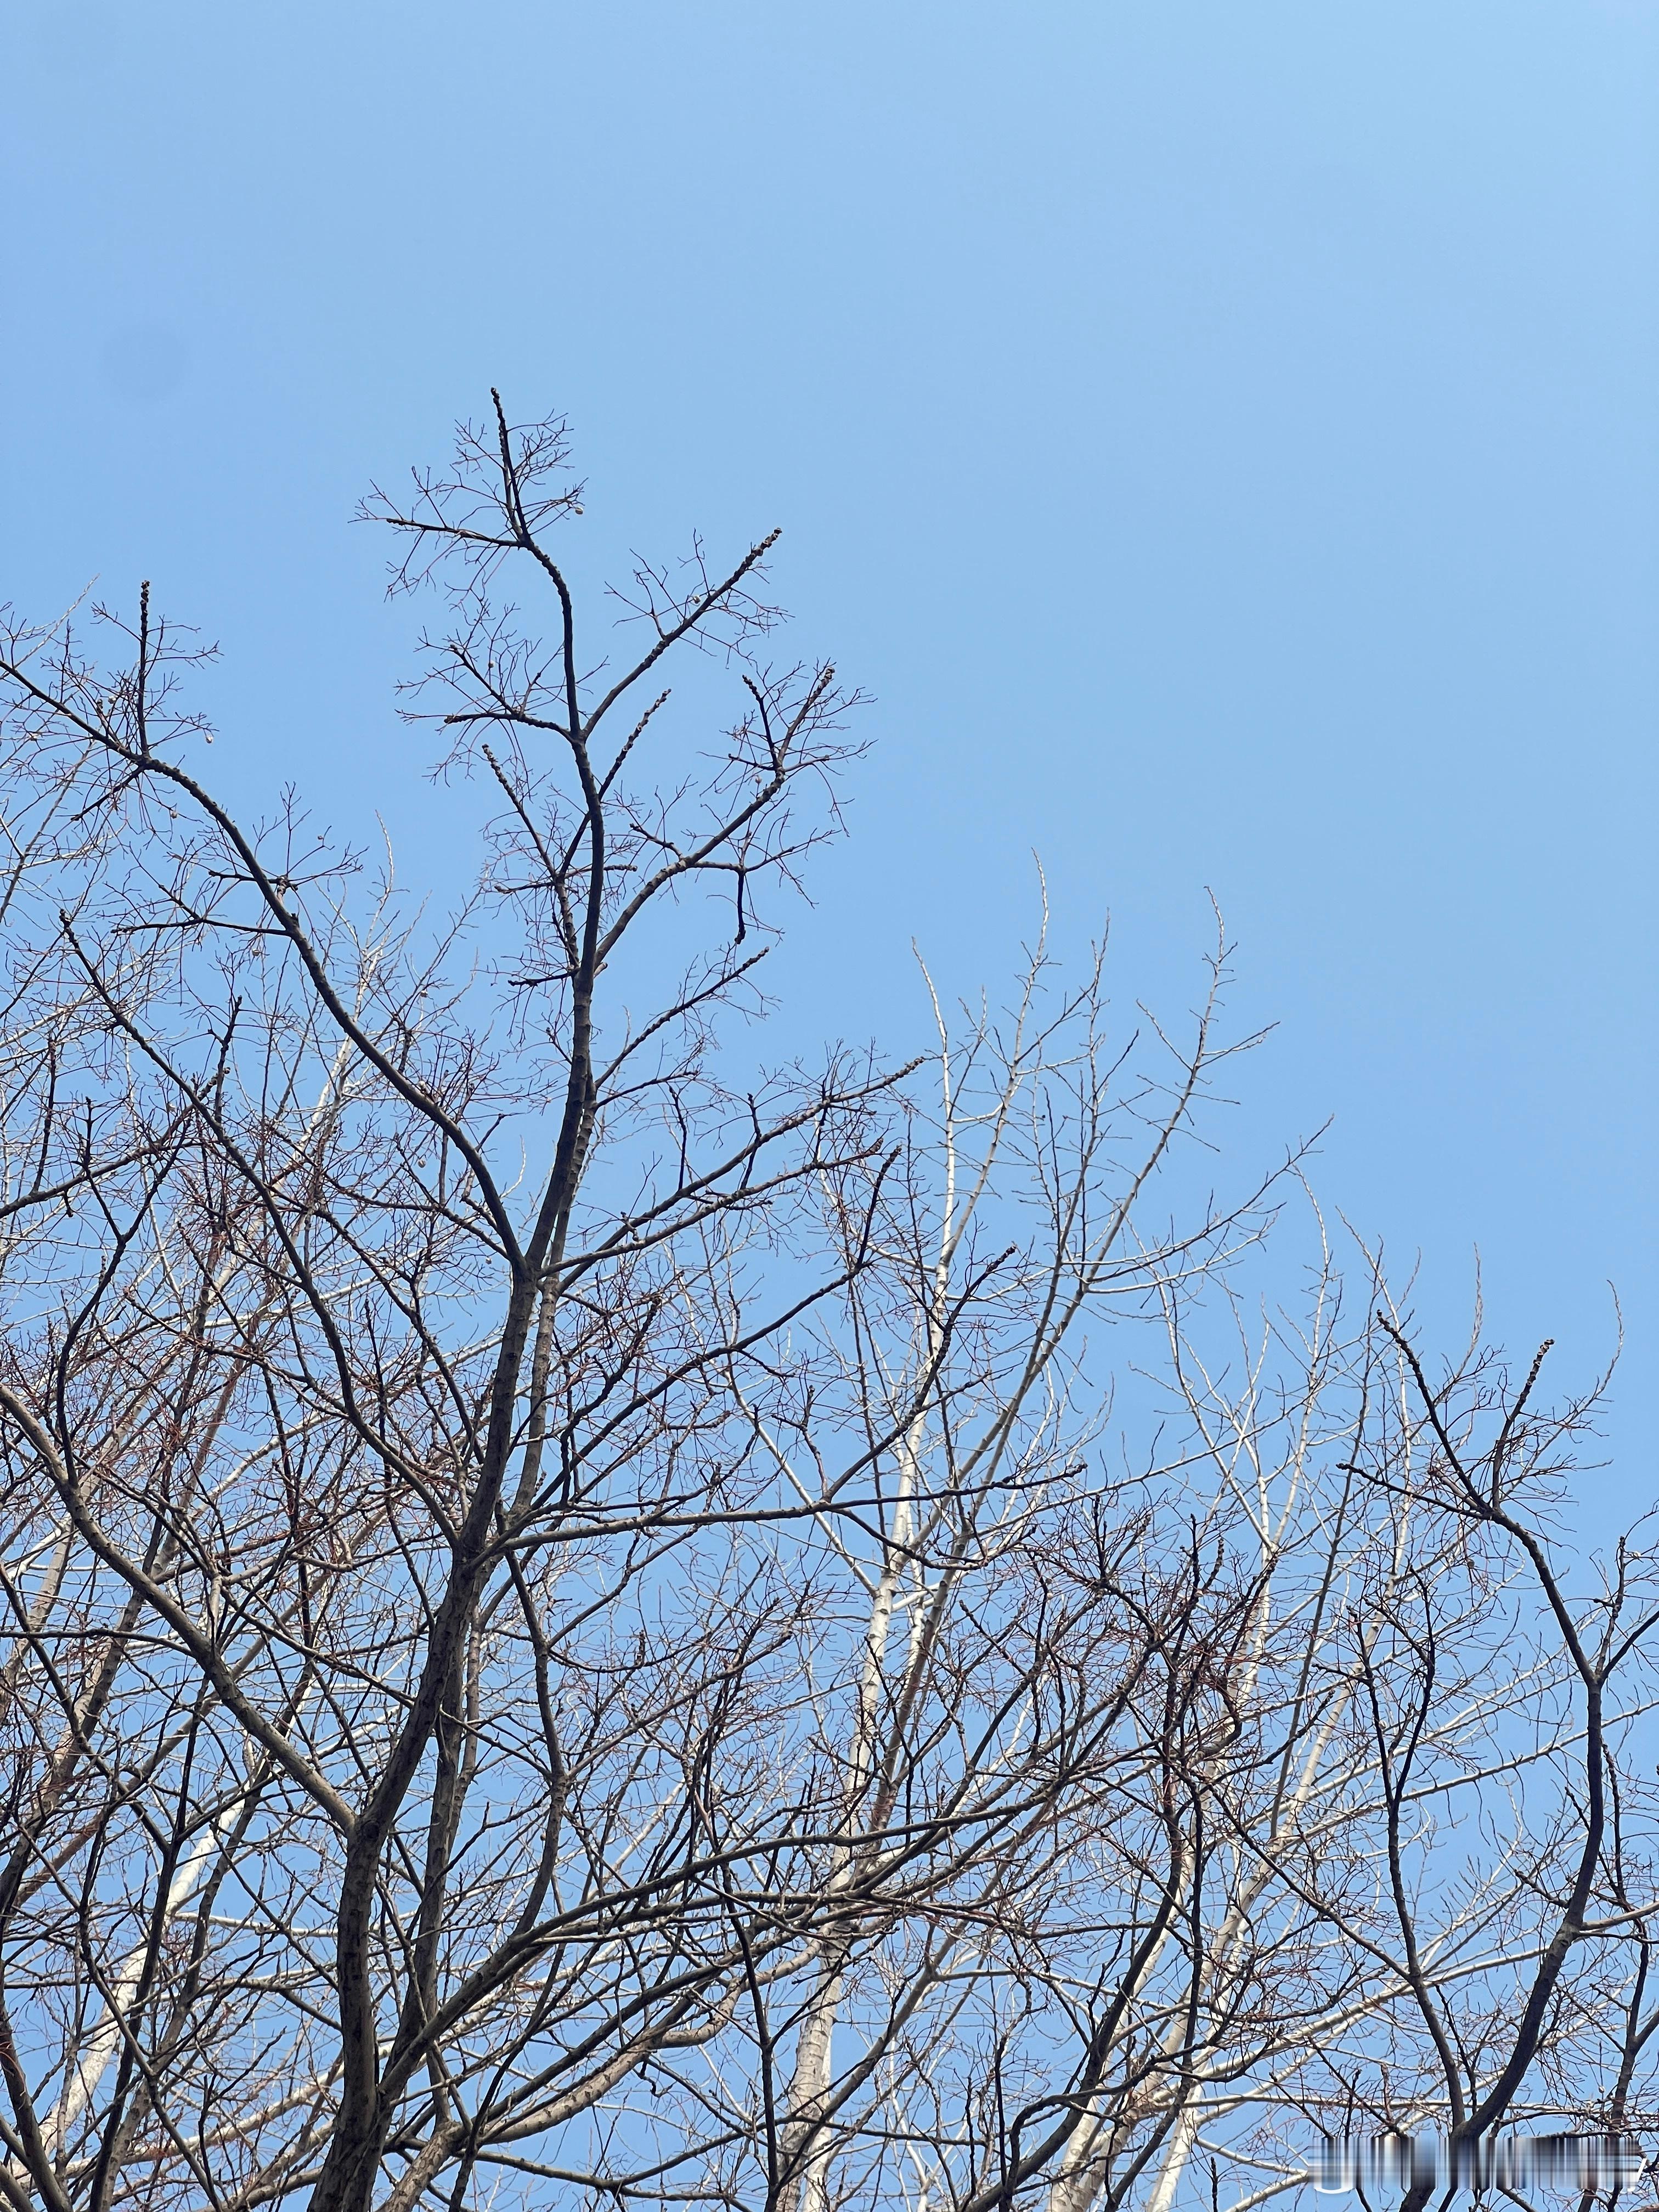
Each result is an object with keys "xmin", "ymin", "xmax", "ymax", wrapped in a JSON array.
[
  {"xmin": 0, "ymin": 402, "xmax": 1651, "ymax": 2212},
  {"xmin": 0, "ymin": 400, "xmax": 1267, "ymax": 2212},
  {"xmin": 1280, "ymin": 1307, "xmax": 1659, "ymax": 2210},
  {"xmin": 1084, "ymin": 1279, "xmax": 1659, "ymax": 2212}
]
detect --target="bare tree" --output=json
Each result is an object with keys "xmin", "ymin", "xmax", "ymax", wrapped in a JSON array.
[
  {"xmin": 0, "ymin": 402, "xmax": 1651, "ymax": 2212},
  {"xmin": 1285, "ymin": 1308, "xmax": 1659, "ymax": 2209},
  {"xmin": 0, "ymin": 402, "xmax": 1277, "ymax": 2212}
]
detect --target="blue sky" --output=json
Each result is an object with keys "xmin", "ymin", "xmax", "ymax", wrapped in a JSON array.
[{"xmin": 3, "ymin": 0, "xmax": 1654, "ymax": 1506}]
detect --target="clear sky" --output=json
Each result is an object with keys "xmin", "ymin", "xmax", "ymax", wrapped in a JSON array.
[{"xmin": 3, "ymin": 1, "xmax": 1654, "ymax": 1508}]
